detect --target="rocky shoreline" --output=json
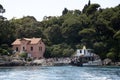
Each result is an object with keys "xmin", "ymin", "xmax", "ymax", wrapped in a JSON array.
[
  {"xmin": 0, "ymin": 56, "xmax": 120, "ymax": 67},
  {"xmin": 0, "ymin": 56, "xmax": 71, "ymax": 66}
]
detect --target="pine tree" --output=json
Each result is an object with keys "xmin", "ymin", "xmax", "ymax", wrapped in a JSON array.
[{"xmin": 88, "ymin": 0, "xmax": 91, "ymax": 6}]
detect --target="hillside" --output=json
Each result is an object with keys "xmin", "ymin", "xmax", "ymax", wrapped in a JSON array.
[{"xmin": 0, "ymin": 2, "xmax": 120, "ymax": 61}]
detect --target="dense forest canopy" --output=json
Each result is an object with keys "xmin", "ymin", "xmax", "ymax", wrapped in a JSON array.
[{"xmin": 0, "ymin": 1, "xmax": 120, "ymax": 61}]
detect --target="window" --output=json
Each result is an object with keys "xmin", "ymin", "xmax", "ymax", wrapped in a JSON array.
[
  {"xmin": 31, "ymin": 47, "xmax": 33, "ymax": 51},
  {"xmin": 39, "ymin": 47, "xmax": 42, "ymax": 51},
  {"xmin": 80, "ymin": 50, "xmax": 82, "ymax": 53},
  {"xmin": 23, "ymin": 47, "xmax": 25, "ymax": 50},
  {"xmin": 16, "ymin": 47, "xmax": 18, "ymax": 51},
  {"xmin": 84, "ymin": 50, "xmax": 86, "ymax": 55}
]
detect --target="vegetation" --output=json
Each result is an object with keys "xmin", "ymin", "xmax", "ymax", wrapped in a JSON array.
[
  {"xmin": 19, "ymin": 52, "xmax": 27, "ymax": 59},
  {"xmin": 0, "ymin": 1, "xmax": 120, "ymax": 61}
]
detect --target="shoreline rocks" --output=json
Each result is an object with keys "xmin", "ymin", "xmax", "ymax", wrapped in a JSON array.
[
  {"xmin": 0, "ymin": 56, "xmax": 120, "ymax": 67},
  {"xmin": 0, "ymin": 57, "xmax": 71, "ymax": 67}
]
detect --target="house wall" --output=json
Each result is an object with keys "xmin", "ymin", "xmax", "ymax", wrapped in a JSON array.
[
  {"xmin": 20, "ymin": 40, "xmax": 29, "ymax": 51},
  {"xmin": 12, "ymin": 39, "xmax": 45, "ymax": 59},
  {"xmin": 12, "ymin": 45, "xmax": 21, "ymax": 52},
  {"xmin": 37, "ymin": 41, "xmax": 45, "ymax": 58},
  {"xmin": 26, "ymin": 41, "xmax": 45, "ymax": 58}
]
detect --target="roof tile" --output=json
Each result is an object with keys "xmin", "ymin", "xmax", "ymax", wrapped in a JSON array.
[{"xmin": 12, "ymin": 38, "xmax": 41, "ymax": 45}]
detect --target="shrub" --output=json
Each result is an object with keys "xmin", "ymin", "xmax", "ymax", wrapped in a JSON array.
[
  {"xmin": 0, "ymin": 48, "xmax": 9, "ymax": 55},
  {"xmin": 19, "ymin": 52, "xmax": 27, "ymax": 58}
]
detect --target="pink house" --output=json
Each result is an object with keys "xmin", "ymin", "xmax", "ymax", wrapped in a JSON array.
[{"xmin": 12, "ymin": 38, "xmax": 45, "ymax": 59}]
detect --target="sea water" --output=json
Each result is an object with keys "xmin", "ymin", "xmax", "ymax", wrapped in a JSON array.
[{"xmin": 0, "ymin": 66, "xmax": 120, "ymax": 80}]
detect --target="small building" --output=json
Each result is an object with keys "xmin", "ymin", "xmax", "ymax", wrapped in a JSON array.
[{"xmin": 12, "ymin": 38, "xmax": 45, "ymax": 59}]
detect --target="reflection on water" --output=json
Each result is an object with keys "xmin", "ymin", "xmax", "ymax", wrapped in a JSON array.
[{"xmin": 0, "ymin": 66, "xmax": 120, "ymax": 80}]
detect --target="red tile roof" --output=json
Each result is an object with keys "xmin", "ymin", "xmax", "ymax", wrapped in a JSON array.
[
  {"xmin": 30, "ymin": 38, "xmax": 41, "ymax": 44},
  {"xmin": 12, "ymin": 38, "xmax": 41, "ymax": 45}
]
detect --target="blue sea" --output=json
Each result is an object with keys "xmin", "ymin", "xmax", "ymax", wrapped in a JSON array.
[{"xmin": 0, "ymin": 66, "xmax": 120, "ymax": 80}]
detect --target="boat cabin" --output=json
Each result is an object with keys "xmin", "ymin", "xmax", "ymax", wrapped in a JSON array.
[{"xmin": 75, "ymin": 46, "xmax": 94, "ymax": 57}]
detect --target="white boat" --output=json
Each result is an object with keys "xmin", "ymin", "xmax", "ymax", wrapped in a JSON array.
[
  {"xmin": 83, "ymin": 59, "xmax": 102, "ymax": 66},
  {"xmin": 73, "ymin": 46, "xmax": 102, "ymax": 66}
]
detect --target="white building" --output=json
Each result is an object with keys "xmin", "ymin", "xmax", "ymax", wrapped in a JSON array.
[{"xmin": 75, "ymin": 46, "xmax": 94, "ymax": 57}]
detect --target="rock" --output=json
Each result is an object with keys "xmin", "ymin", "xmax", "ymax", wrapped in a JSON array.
[
  {"xmin": 32, "ymin": 59, "xmax": 46, "ymax": 66},
  {"xmin": 103, "ymin": 58, "xmax": 112, "ymax": 65},
  {"xmin": 115, "ymin": 62, "xmax": 120, "ymax": 66},
  {"xmin": 9, "ymin": 59, "xmax": 25, "ymax": 66}
]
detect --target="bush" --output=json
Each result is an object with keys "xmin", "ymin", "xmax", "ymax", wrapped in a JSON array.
[
  {"xmin": 27, "ymin": 57, "xmax": 32, "ymax": 61},
  {"xmin": 106, "ymin": 52, "xmax": 115, "ymax": 61},
  {"xmin": 0, "ymin": 48, "xmax": 9, "ymax": 55},
  {"xmin": 19, "ymin": 52, "xmax": 27, "ymax": 58},
  {"xmin": 63, "ymin": 49, "xmax": 74, "ymax": 57}
]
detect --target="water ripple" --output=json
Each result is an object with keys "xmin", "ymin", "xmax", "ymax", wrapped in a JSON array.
[{"xmin": 0, "ymin": 66, "xmax": 120, "ymax": 80}]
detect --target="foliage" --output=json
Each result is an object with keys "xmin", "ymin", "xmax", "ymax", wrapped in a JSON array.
[
  {"xmin": 0, "ymin": 48, "xmax": 9, "ymax": 55},
  {"xmin": 86, "ymin": 4, "xmax": 100, "ymax": 15},
  {"xmin": 19, "ymin": 52, "xmax": 27, "ymax": 58},
  {"xmin": 63, "ymin": 48, "xmax": 74, "ymax": 57},
  {"xmin": 27, "ymin": 57, "xmax": 32, "ymax": 61},
  {"xmin": 107, "ymin": 52, "xmax": 115, "ymax": 61},
  {"xmin": 0, "ymin": 44, "xmax": 12, "ymax": 56},
  {"xmin": 0, "ymin": 2, "xmax": 120, "ymax": 61},
  {"xmin": 62, "ymin": 8, "xmax": 68, "ymax": 15}
]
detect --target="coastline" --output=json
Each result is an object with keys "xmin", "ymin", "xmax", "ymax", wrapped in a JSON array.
[
  {"xmin": 0, "ymin": 57, "xmax": 71, "ymax": 67},
  {"xmin": 0, "ymin": 56, "xmax": 120, "ymax": 67}
]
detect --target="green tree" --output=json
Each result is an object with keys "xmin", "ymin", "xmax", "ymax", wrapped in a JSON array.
[
  {"xmin": 79, "ymin": 28, "xmax": 95, "ymax": 47},
  {"xmin": 63, "ymin": 48, "xmax": 74, "ymax": 57},
  {"xmin": 62, "ymin": 8, "xmax": 68, "ymax": 15},
  {"xmin": 0, "ymin": 20, "xmax": 15, "ymax": 45},
  {"xmin": 44, "ymin": 24, "xmax": 63, "ymax": 44},
  {"xmin": 106, "ymin": 52, "xmax": 115, "ymax": 61},
  {"xmin": 62, "ymin": 17, "xmax": 82, "ymax": 43},
  {"xmin": 86, "ymin": 4, "xmax": 100, "ymax": 15},
  {"xmin": 0, "ymin": 4, "xmax": 5, "ymax": 13}
]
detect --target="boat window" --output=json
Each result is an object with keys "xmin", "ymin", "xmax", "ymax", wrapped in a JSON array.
[{"xmin": 80, "ymin": 50, "xmax": 82, "ymax": 53}]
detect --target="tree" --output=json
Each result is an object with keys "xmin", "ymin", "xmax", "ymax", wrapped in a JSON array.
[
  {"xmin": 62, "ymin": 8, "xmax": 68, "ymax": 15},
  {"xmin": 110, "ymin": 11, "xmax": 120, "ymax": 30},
  {"xmin": 62, "ymin": 17, "xmax": 82, "ymax": 43},
  {"xmin": 44, "ymin": 24, "xmax": 63, "ymax": 44},
  {"xmin": 0, "ymin": 4, "xmax": 5, "ymax": 14},
  {"xmin": 0, "ymin": 4, "xmax": 6, "ymax": 20},
  {"xmin": 74, "ymin": 10, "xmax": 81, "ymax": 15},
  {"xmin": 79, "ymin": 28, "xmax": 95, "ymax": 47},
  {"xmin": 63, "ymin": 48, "xmax": 74, "ymax": 57},
  {"xmin": 0, "ymin": 20, "xmax": 15, "ymax": 45},
  {"xmin": 106, "ymin": 52, "xmax": 115, "ymax": 61},
  {"xmin": 88, "ymin": 0, "xmax": 91, "ymax": 6},
  {"xmin": 86, "ymin": 4, "xmax": 100, "ymax": 15},
  {"xmin": 93, "ymin": 42, "xmax": 107, "ymax": 59},
  {"xmin": 113, "ymin": 30, "xmax": 120, "ymax": 61},
  {"xmin": 82, "ymin": 0, "xmax": 91, "ymax": 13},
  {"xmin": 114, "ymin": 30, "xmax": 120, "ymax": 39},
  {"xmin": 0, "ymin": 48, "xmax": 9, "ymax": 56},
  {"xmin": 44, "ymin": 46, "xmax": 52, "ymax": 58},
  {"xmin": 10, "ymin": 16, "xmax": 43, "ymax": 38},
  {"xmin": 82, "ymin": 4, "xmax": 88, "ymax": 13},
  {"xmin": 51, "ymin": 45, "xmax": 63, "ymax": 57}
]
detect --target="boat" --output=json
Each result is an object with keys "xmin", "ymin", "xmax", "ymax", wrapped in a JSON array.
[{"xmin": 72, "ymin": 46, "xmax": 102, "ymax": 66}]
